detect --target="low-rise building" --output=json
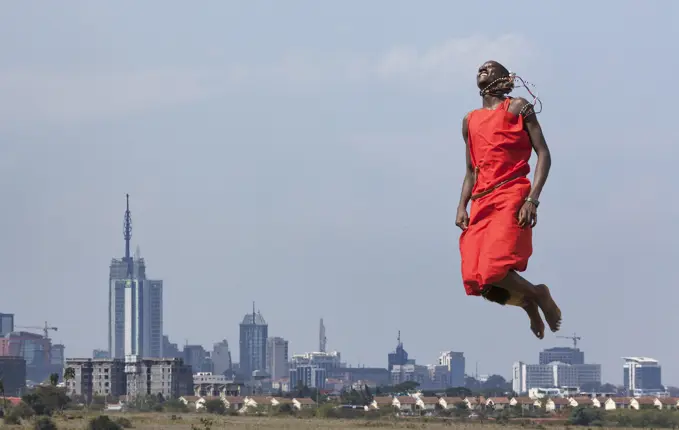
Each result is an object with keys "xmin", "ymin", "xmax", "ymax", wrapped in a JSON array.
[
  {"xmin": 66, "ymin": 356, "xmax": 192, "ymax": 401},
  {"xmin": 193, "ymin": 372, "xmax": 243, "ymax": 396},
  {"xmin": 65, "ymin": 358, "xmax": 126, "ymax": 402}
]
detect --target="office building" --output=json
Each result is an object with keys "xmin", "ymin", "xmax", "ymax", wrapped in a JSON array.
[
  {"xmin": 212, "ymin": 340, "xmax": 232, "ymax": 376},
  {"xmin": 290, "ymin": 365, "xmax": 327, "ymax": 389},
  {"xmin": 92, "ymin": 349, "xmax": 110, "ymax": 359},
  {"xmin": 50, "ymin": 344, "xmax": 65, "ymax": 367},
  {"xmin": 512, "ymin": 361, "xmax": 601, "ymax": 393},
  {"xmin": 623, "ymin": 357, "xmax": 663, "ymax": 394},
  {"xmin": 438, "ymin": 351, "xmax": 466, "ymax": 387},
  {"xmin": 266, "ymin": 337, "xmax": 289, "ymax": 380},
  {"xmin": 388, "ymin": 331, "xmax": 408, "ymax": 371},
  {"xmin": 291, "ymin": 351, "xmax": 341, "ymax": 372},
  {"xmin": 108, "ymin": 195, "xmax": 163, "ymax": 358},
  {"xmin": 162, "ymin": 336, "xmax": 181, "ymax": 358},
  {"xmin": 183, "ymin": 345, "xmax": 207, "ymax": 373},
  {"xmin": 391, "ymin": 363, "xmax": 430, "ymax": 386},
  {"xmin": 540, "ymin": 347, "xmax": 584, "ymax": 365},
  {"xmin": 0, "ymin": 313, "xmax": 14, "ymax": 336},
  {"xmin": 0, "ymin": 356, "xmax": 26, "ymax": 396},
  {"xmin": 239, "ymin": 305, "xmax": 268, "ymax": 380}
]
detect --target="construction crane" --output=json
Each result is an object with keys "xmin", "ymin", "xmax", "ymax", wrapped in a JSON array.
[
  {"xmin": 16, "ymin": 321, "xmax": 58, "ymax": 340},
  {"xmin": 557, "ymin": 332, "xmax": 581, "ymax": 349}
]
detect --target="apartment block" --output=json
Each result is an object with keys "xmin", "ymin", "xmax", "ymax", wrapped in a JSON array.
[
  {"xmin": 125, "ymin": 356, "xmax": 193, "ymax": 399},
  {"xmin": 65, "ymin": 358, "xmax": 126, "ymax": 402},
  {"xmin": 65, "ymin": 357, "xmax": 192, "ymax": 401}
]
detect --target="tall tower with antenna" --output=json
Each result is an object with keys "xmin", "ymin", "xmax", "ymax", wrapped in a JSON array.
[
  {"xmin": 124, "ymin": 193, "xmax": 133, "ymax": 277},
  {"xmin": 108, "ymin": 194, "xmax": 164, "ymax": 359},
  {"xmin": 319, "ymin": 318, "xmax": 327, "ymax": 353}
]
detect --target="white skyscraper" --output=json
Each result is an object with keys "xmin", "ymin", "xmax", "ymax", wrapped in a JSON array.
[
  {"xmin": 108, "ymin": 195, "xmax": 163, "ymax": 358},
  {"xmin": 266, "ymin": 337, "xmax": 289, "ymax": 381}
]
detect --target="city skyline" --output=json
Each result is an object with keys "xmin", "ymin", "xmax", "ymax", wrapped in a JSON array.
[{"xmin": 2, "ymin": 1, "xmax": 678, "ymax": 386}]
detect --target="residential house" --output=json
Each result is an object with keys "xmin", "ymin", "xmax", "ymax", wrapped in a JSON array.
[
  {"xmin": 486, "ymin": 397, "xmax": 511, "ymax": 410},
  {"xmin": 392, "ymin": 396, "xmax": 417, "ymax": 411}
]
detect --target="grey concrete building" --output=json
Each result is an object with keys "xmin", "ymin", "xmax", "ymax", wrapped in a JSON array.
[
  {"xmin": 212, "ymin": 340, "xmax": 232, "ymax": 376},
  {"xmin": 265, "ymin": 337, "xmax": 288, "ymax": 380},
  {"xmin": 125, "ymin": 356, "xmax": 193, "ymax": 399},
  {"xmin": 0, "ymin": 356, "xmax": 26, "ymax": 396},
  {"xmin": 66, "ymin": 357, "xmax": 191, "ymax": 401},
  {"xmin": 64, "ymin": 358, "xmax": 126, "ymax": 402}
]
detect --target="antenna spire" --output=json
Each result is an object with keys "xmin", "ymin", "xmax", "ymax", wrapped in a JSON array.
[
  {"xmin": 319, "ymin": 318, "xmax": 327, "ymax": 353},
  {"xmin": 124, "ymin": 194, "xmax": 133, "ymax": 277}
]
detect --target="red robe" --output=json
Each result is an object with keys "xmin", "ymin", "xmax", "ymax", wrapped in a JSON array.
[{"xmin": 460, "ymin": 98, "xmax": 533, "ymax": 296}]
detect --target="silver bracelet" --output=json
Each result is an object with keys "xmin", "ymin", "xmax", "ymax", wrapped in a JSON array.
[{"xmin": 525, "ymin": 197, "xmax": 540, "ymax": 208}]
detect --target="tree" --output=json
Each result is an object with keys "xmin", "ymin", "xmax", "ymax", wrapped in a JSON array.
[
  {"xmin": 204, "ymin": 398, "xmax": 226, "ymax": 415},
  {"xmin": 0, "ymin": 378, "xmax": 5, "ymax": 410},
  {"xmin": 569, "ymin": 406, "xmax": 604, "ymax": 426},
  {"xmin": 63, "ymin": 367, "xmax": 76, "ymax": 383},
  {"xmin": 48, "ymin": 373, "xmax": 59, "ymax": 387},
  {"xmin": 579, "ymin": 381, "xmax": 601, "ymax": 392},
  {"xmin": 22, "ymin": 385, "xmax": 70, "ymax": 416},
  {"xmin": 481, "ymin": 374, "xmax": 509, "ymax": 391},
  {"xmin": 464, "ymin": 376, "xmax": 481, "ymax": 392}
]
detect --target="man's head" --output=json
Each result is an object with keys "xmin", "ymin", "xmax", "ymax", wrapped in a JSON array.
[{"xmin": 477, "ymin": 60, "xmax": 514, "ymax": 95}]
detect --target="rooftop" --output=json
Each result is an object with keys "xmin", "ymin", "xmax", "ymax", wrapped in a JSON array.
[
  {"xmin": 622, "ymin": 357, "xmax": 659, "ymax": 365},
  {"xmin": 241, "ymin": 311, "xmax": 267, "ymax": 326}
]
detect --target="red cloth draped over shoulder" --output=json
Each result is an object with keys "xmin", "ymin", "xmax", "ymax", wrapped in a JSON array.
[{"xmin": 460, "ymin": 98, "xmax": 533, "ymax": 296}]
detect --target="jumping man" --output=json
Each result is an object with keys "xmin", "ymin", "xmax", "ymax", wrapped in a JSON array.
[{"xmin": 456, "ymin": 60, "xmax": 562, "ymax": 339}]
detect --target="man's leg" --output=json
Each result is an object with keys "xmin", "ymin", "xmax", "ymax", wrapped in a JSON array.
[{"xmin": 494, "ymin": 271, "xmax": 562, "ymax": 332}]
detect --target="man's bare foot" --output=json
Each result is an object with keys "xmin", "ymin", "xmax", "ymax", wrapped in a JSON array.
[
  {"xmin": 535, "ymin": 284, "xmax": 561, "ymax": 332},
  {"xmin": 523, "ymin": 301, "xmax": 545, "ymax": 339}
]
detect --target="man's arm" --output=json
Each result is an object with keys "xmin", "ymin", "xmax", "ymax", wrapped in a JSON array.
[
  {"xmin": 510, "ymin": 98, "xmax": 551, "ymax": 202},
  {"xmin": 458, "ymin": 113, "xmax": 475, "ymax": 209}
]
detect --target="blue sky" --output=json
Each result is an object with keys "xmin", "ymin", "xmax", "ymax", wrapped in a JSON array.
[{"xmin": 1, "ymin": 1, "xmax": 678, "ymax": 384}]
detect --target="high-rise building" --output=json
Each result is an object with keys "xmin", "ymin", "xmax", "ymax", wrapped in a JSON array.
[
  {"xmin": 0, "ymin": 313, "xmax": 14, "ymax": 336},
  {"xmin": 387, "ymin": 331, "xmax": 408, "ymax": 371},
  {"xmin": 183, "ymin": 345, "xmax": 207, "ymax": 373},
  {"xmin": 539, "ymin": 347, "xmax": 584, "ymax": 365},
  {"xmin": 623, "ymin": 357, "xmax": 663, "ymax": 394},
  {"xmin": 512, "ymin": 361, "xmax": 601, "ymax": 394},
  {"xmin": 438, "ymin": 351, "xmax": 466, "ymax": 387},
  {"xmin": 266, "ymin": 337, "xmax": 289, "ymax": 380},
  {"xmin": 239, "ymin": 305, "xmax": 268, "ymax": 380},
  {"xmin": 212, "ymin": 340, "xmax": 232, "ymax": 376},
  {"xmin": 162, "ymin": 336, "xmax": 181, "ymax": 358},
  {"xmin": 108, "ymin": 195, "xmax": 163, "ymax": 358}
]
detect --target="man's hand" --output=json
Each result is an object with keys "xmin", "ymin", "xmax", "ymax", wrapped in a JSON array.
[
  {"xmin": 455, "ymin": 206, "xmax": 470, "ymax": 230},
  {"xmin": 517, "ymin": 201, "xmax": 537, "ymax": 228}
]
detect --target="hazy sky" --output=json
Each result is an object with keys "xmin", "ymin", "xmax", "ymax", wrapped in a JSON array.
[{"xmin": 1, "ymin": 1, "xmax": 677, "ymax": 385}]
